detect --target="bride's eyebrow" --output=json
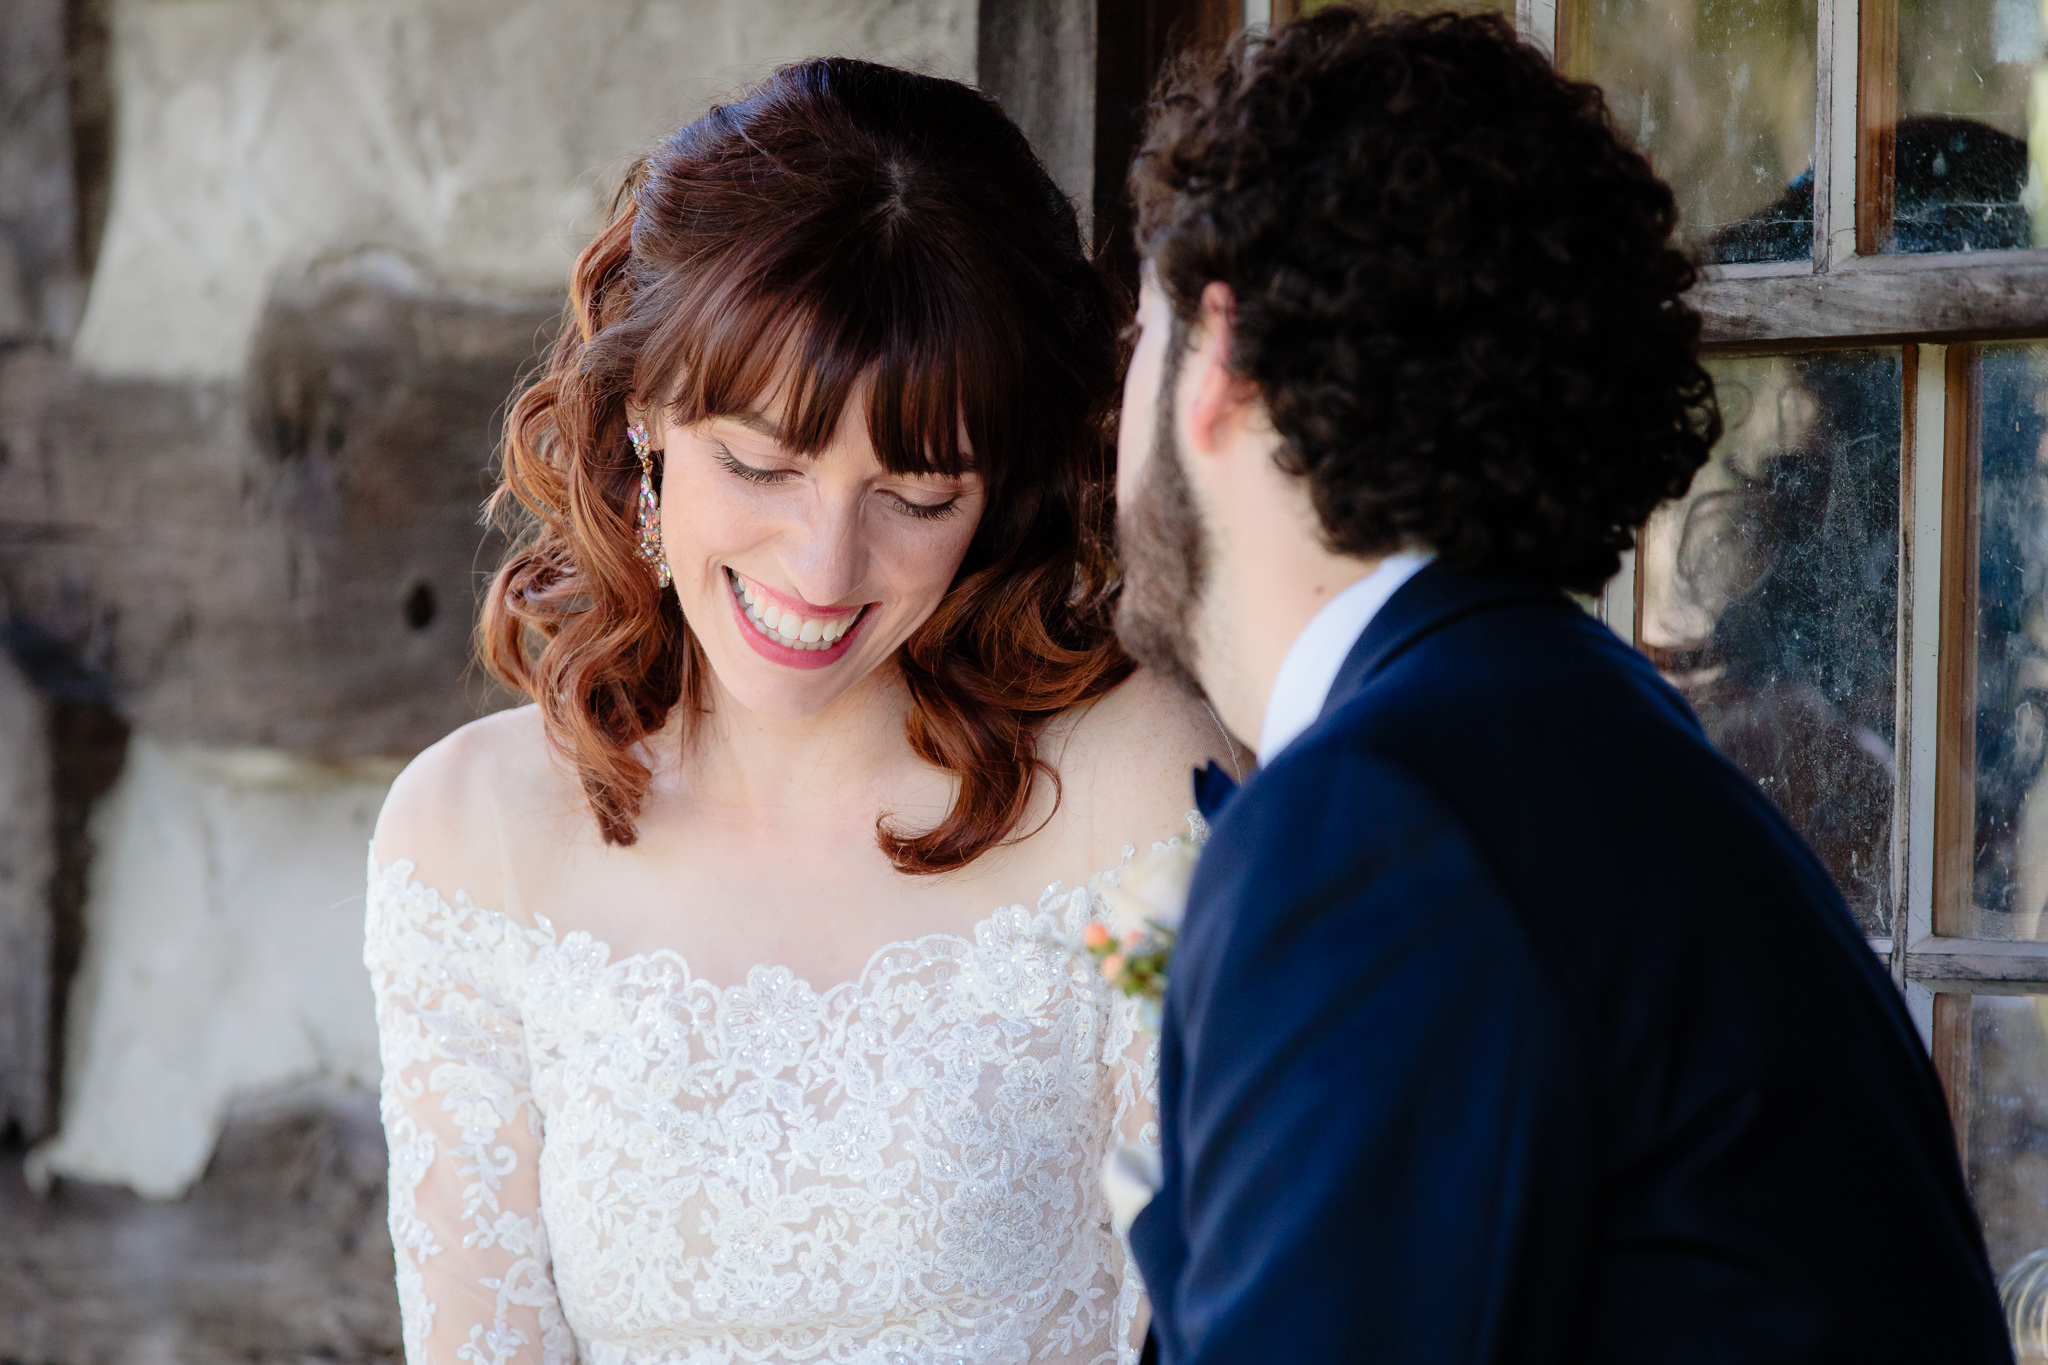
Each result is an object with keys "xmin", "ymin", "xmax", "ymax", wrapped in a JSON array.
[{"xmin": 720, "ymin": 410, "xmax": 791, "ymax": 444}]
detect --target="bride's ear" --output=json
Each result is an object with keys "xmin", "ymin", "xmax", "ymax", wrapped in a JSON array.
[{"xmin": 1182, "ymin": 282, "xmax": 1265, "ymax": 461}]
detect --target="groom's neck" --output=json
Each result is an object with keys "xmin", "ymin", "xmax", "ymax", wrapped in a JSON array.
[{"xmin": 1192, "ymin": 486, "xmax": 1381, "ymax": 757}]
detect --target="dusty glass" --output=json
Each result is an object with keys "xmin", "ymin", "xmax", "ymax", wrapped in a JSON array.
[
  {"xmin": 1884, "ymin": 0, "xmax": 2044, "ymax": 253},
  {"xmin": 1565, "ymin": 0, "xmax": 1818, "ymax": 263},
  {"xmin": 1638, "ymin": 350, "xmax": 1902, "ymax": 930},
  {"xmin": 1969, "ymin": 345, "xmax": 2048, "ymax": 939},
  {"xmin": 1298, "ymin": 0, "xmax": 1510, "ymax": 14},
  {"xmin": 1959, "ymin": 995, "xmax": 2048, "ymax": 1360}
]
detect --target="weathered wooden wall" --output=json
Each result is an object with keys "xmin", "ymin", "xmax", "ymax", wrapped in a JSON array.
[
  {"xmin": 0, "ymin": 652, "xmax": 53, "ymax": 1143},
  {"xmin": 0, "ymin": 0, "xmax": 95, "ymax": 1151},
  {"xmin": 978, "ymin": 0, "xmax": 1098, "ymax": 235}
]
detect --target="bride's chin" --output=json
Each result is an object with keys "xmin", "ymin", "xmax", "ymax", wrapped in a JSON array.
[{"xmin": 698, "ymin": 636, "xmax": 895, "ymax": 719}]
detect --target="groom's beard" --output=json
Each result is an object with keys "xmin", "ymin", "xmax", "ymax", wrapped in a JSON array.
[{"xmin": 1115, "ymin": 343, "xmax": 1211, "ymax": 702}]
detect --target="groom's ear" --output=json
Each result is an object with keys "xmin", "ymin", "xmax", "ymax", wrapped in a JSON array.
[{"xmin": 1181, "ymin": 282, "xmax": 1267, "ymax": 461}]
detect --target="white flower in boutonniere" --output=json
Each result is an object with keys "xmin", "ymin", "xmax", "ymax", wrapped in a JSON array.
[{"xmin": 1083, "ymin": 838, "xmax": 1201, "ymax": 1033}]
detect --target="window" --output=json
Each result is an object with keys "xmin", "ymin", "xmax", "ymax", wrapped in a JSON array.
[{"xmin": 1550, "ymin": 0, "xmax": 2048, "ymax": 1347}]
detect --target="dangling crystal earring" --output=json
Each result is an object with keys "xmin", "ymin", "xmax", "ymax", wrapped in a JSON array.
[{"xmin": 626, "ymin": 420, "xmax": 671, "ymax": 589}]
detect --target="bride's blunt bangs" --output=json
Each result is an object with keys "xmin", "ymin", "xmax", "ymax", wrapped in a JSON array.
[{"xmin": 480, "ymin": 58, "xmax": 1131, "ymax": 872}]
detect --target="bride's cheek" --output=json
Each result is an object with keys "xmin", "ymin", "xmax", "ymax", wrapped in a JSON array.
[{"xmin": 911, "ymin": 524, "xmax": 979, "ymax": 610}]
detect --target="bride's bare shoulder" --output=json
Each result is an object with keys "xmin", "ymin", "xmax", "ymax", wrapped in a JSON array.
[
  {"xmin": 370, "ymin": 705, "xmax": 568, "ymax": 910},
  {"xmin": 1052, "ymin": 669, "xmax": 1251, "ymax": 863}
]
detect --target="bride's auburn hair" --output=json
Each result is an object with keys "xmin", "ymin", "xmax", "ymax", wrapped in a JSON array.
[{"xmin": 481, "ymin": 58, "xmax": 1132, "ymax": 873}]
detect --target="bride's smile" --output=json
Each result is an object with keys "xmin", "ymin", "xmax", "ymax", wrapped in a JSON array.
[{"xmin": 725, "ymin": 567, "xmax": 868, "ymax": 658}]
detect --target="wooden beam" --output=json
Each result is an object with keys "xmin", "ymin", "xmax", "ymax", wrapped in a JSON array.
[
  {"xmin": 1931, "ymin": 992, "xmax": 1973, "ymax": 1162},
  {"xmin": 1908, "ymin": 937, "xmax": 2048, "ymax": 990},
  {"xmin": 977, "ymin": 0, "xmax": 1097, "ymax": 236},
  {"xmin": 1902, "ymin": 345, "xmax": 1948, "ymax": 961},
  {"xmin": 1552, "ymin": 0, "xmax": 1586, "ymax": 76},
  {"xmin": 1812, "ymin": 0, "xmax": 1858, "ymax": 270},
  {"xmin": 1694, "ymin": 253, "xmax": 2048, "ymax": 346},
  {"xmin": 1856, "ymin": 0, "xmax": 1898, "ymax": 257},
  {"xmin": 1093, "ymin": 0, "xmax": 1238, "ymax": 294},
  {"xmin": 1932, "ymin": 347, "xmax": 1979, "ymax": 938},
  {"xmin": 0, "ymin": 652, "xmax": 51, "ymax": 1143},
  {"xmin": 1888, "ymin": 344, "xmax": 1917, "ymax": 959}
]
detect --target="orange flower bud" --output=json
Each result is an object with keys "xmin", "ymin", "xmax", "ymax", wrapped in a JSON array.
[
  {"xmin": 1099, "ymin": 952, "xmax": 1127, "ymax": 983},
  {"xmin": 1122, "ymin": 929, "xmax": 1145, "ymax": 949},
  {"xmin": 1083, "ymin": 922, "xmax": 1113, "ymax": 951}
]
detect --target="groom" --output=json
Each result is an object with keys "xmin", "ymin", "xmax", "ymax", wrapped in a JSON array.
[{"xmin": 1115, "ymin": 9, "xmax": 2010, "ymax": 1363}]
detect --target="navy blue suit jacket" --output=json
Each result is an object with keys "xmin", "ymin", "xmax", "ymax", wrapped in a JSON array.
[{"xmin": 1129, "ymin": 564, "xmax": 2008, "ymax": 1363}]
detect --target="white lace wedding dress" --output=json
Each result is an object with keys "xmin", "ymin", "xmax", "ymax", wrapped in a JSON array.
[{"xmin": 363, "ymin": 833, "xmax": 1174, "ymax": 1365}]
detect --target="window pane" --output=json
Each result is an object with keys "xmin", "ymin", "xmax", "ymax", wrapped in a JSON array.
[
  {"xmin": 1971, "ymin": 344, "xmax": 2048, "ymax": 938},
  {"xmin": 1638, "ymin": 350, "xmax": 1902, "ymax": 931},
  {"xmin": 1955, "ymin": 994, "xmax": 2048, "ymax": 1359},
  {"xmin": 1297, "ymin": 0, "xmax": 1510, "ymax": 13},
  {"xmin": 1883, "ymin": 0, "xmax": 2043, "ymax": 253},
  {"xmin": 1564, "ymin": 0, "xmax": 1818, "ymax": 264}
]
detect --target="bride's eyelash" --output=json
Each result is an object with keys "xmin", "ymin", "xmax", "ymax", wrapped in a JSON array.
[
  {"xmin": 715, "ymin": 444, "xmax": 793, "ymax": 485},
  {"xmin": 891, "ymin": 493, "xmax": 962, "ymax": 522}
]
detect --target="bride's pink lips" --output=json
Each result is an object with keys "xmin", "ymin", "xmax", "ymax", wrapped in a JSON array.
[{"xmin": 725, "ymin": 569, "xmax": 870, "ymax": 671}]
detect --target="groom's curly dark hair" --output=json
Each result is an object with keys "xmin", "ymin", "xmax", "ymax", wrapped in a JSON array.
[{"xmin": 1132, "ymin": 5, "xmax": 1719, "ymax": 594}]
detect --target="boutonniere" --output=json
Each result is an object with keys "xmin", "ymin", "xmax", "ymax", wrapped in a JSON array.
[{"xmin": 1082, "ymin": 838, "xmax": 1200, "ymax": 1030}]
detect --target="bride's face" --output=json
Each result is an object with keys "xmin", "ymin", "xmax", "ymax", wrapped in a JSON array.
[{"xmin": 649, "ymin": 385, "xmax": 984, "ymax": 720}]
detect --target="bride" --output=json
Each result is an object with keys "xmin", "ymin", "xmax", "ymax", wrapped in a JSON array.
[{"xmin": 364, "ymin": 57, "xmax": 1235, "ymax": 1365}]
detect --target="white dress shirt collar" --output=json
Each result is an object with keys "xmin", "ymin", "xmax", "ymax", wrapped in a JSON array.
[{"xmin": 1256, "ymin": 551, "xmax": 1434, "ymax": 762}]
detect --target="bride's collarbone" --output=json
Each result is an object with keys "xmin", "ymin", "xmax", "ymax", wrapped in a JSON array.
[{"xmin": 501, "ymin": 799, "xmax": 1093, "ymax": 993}]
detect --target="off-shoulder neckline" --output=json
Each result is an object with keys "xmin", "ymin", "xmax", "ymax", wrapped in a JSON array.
[{"xmin": 366, "ymin": 813, "xmax": 1198, "ymax": 1001}]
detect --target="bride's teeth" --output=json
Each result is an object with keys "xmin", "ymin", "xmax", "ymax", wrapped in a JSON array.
[{"xmin": 731, "ymin": 572, "xmax": 858, "ymax": 650}]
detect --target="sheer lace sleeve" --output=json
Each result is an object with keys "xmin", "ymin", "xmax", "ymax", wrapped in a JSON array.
[
  {"xmin": 1104, "ymin": 986, "xmax": 1161, "ymax": 1364},
  {"xmin": 1096, "ymin": 817, "xmax": 1199, "ymax": 1364},
  {"xmin": 365, "ymin": 854, "xmax": 575, "ymax": 1365}
]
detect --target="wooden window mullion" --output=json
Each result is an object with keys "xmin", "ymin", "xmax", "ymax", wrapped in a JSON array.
[
  {"xmin": 1899, "ymin": 344, "xmax": 1949, "ymax": 977},
  {"xmin": 1856, "ymin": 0, "xmax": 1898, "ymax": 257},
  {"xmin": 1932, "ymin": 992, "xmax": 1974, "ymax": 1160},
  {"xmin": 1815, "ymin": 0, "xmax": 1860, "ymax": 271},
  {"xmin": 1934, "ymin": 346, "xmax": 1982, "ymax": 938}
]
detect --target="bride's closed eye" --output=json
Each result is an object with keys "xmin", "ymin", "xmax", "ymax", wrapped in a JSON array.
[
  {"xmin": 715, "ymin": 443, "xmax": 797, "ymax": 485},
  {"xmin": 715, "ymin": 442, "xmax": 962, "ymax": 521},
  {"xmin": 884, "ymin": 489, "xmax": 962, "ymax": 522}
]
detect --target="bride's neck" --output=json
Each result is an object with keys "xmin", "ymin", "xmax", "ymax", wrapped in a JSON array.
[{"xmin": 656, "ymin": 661, "xmax": 937, "ymax": 822}]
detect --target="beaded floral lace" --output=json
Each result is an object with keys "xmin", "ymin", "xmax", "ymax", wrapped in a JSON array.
[{"xmin": 363, "ymin": 827, "xmax": 1186, "ymax": 1365}]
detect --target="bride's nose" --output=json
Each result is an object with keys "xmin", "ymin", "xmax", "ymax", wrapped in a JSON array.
[{"xmin": 777, "ymin": 492, "xmax": 868, "ymax": 608}]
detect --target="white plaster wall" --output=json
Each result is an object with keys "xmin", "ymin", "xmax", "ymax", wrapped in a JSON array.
[
  {"xmin": 74, "ymin": 0, "xmax": 977, "ymax": 380},
  {"xmin": 28, "ymin": 741, "xmax": 400, "ymax": 1198}
]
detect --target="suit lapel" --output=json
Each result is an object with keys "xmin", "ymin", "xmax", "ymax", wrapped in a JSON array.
[{"xmin": 1320, "ymin": 562, "xmax": 1568, "ymax": 721}]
